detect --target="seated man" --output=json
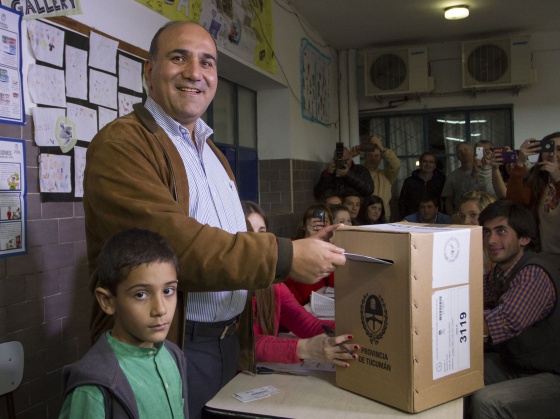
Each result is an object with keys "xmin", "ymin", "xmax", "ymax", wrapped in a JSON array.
[
  {"xmin": 469, "ymin": 200, "xmax": 560, "ymax": 419},
  {"xmin": 314, "ymin": 144, "xmax": 374, "ymax": 201},
  {"xmin": 403, "ymin": 194, "xmax": 452, "ymax": 224}
]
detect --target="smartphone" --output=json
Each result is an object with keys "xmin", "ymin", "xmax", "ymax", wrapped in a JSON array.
[
  {"xmin": 335, "ymin": 142, "xmax": 345, "ymax": 169},
  {"xmin": 541, "ymin": 138, "xmax": 556, "ymax": 153},
  {"xmin": 475, "ymin": 147, "xmax": 484, "ymax": 160},
  {"xmin": 502, "ymin": 150, "xmax": 518, "ymax": 163},
  {"xmin": 312, "ymin": 209, "xmax": 325, "ymax": 223}
]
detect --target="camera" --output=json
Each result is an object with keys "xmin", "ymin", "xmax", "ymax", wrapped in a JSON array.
[
  {"xmin": 312, "ymin": 209, "xmax": 325, "ymax": 223},
  {"xmin": 335, "ymin": 142, "xmax": 346, "ymax": 169}
]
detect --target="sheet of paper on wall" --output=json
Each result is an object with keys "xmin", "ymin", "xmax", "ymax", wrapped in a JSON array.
[
  {"xmin": 98, "ymin": 107, "xmax": 118, "ymax": 131},
  {"xmin": 311, "ymin": 291, "xmax": 335, "ymax": 318},
  {"xmin": 27, "ymin": 64, "xmax": 66, "ymax": 107},
  {"xmin": 74, "ymin": 146, "xmax": 87, "ymax": 198},
  {"xmin": 65, "ymin": 45, "xmax": 88, "ymax": 100},
  {"xmin": 89, "ymin": 69, "xmax": 117, "ymax": 109},
  {"xmin": 88, "ymin": 32, "xmax": 118, "ymax": 74},
  {"xmin": 26, "ymin": 20, "xmax": 65, "ymax": 68},
  {"xmin": 118, "ymin": 92, "xmax": 142, "ymax": 117},
  {"xmin": 39, "ymin": 154, "xmax": 72, "ymax": 193},
  {"xmin": 118, "ymin": 55, "xmax": 143, "ymax": 93},
  {"xmin": 31, "ymin": 107, "xmax": 66, "ymax": 147},
  {"xmin": 66, "ymin": 103, "xmax": 98, "ymax": 143}
]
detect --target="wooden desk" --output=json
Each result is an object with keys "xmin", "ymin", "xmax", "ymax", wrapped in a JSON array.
[{"xmin": 204, "ymin": 371, "xmax": 463, "ymax": 418}]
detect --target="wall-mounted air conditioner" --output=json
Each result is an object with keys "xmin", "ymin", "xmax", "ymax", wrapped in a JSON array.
[
  {"xmin": 364, "ymin": 46, "xmax": 434, "ymax": 96},
  {"xmin": 462, "ymin": 36, "xmax": 535, "ymax": 89}
]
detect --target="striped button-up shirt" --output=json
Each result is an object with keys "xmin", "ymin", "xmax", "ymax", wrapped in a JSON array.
[
  {"xmin": 484, "ymin": 251, "xmax": 556, "ymax": 344},
  {"xmin": 146, "ymin": 97, "xmax": 248, "ymax": 322}
]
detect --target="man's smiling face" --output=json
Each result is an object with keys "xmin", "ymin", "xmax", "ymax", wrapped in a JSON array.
[{"xmin": 144, "ymin": 22, "xmax": 218, "ymax": 133}]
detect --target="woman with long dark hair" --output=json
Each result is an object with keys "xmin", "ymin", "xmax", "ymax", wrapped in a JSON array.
[
  {"xmin": 241, "ymin": 201, "xmax": 357, "ymax": 365},
  {"xmin": 356, "ymin": 194, "xmax": 387, "ymax": 225},
  {"xmin": 287, "ymin": 203, "xmax": 334, "ymax": 304},
  {"xmin": 506, "ymin": 133, "xmax": 560, "ymax": 255}
]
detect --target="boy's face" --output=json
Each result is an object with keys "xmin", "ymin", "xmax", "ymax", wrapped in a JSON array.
[
  {"xmin": 343, "ymin": 196, "xmax": 361, "ymax": 219},
  {"xmin": 96, "ymin": 262, "xmax": 178, "ymax": 348}
]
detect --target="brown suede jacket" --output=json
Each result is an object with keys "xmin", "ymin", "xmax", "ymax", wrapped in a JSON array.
[{"xmin": 83, "ymin": 103, "xmax": 293, "ymax": 372}]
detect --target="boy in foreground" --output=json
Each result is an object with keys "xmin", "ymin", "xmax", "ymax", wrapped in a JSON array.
[{"xmin": 59, "ymin": 229, "xmax": 188, "ymax": 418}]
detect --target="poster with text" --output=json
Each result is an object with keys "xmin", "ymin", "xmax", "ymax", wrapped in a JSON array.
[
  {"xmin": 0, "ymin": 137, "xmax": 26, "ymax": 257},
  {"xmin": 1, "ymin": 0, "xmax": 82, "ymax": 19},
  {"xmin": 0, "ymin": 4, "xmax": 24, "ymax": 125}
]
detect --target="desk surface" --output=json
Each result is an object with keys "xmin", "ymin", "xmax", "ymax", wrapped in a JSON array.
[{"xmin": 204, "ymin": 371, "xmax": 463, "ymax": 419}]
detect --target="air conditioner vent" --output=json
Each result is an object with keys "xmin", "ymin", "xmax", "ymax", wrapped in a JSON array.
[
  {"xmin": 364, "ymin": 46, "xmax": 434, "ymax": 96},
  {"xmin": 462, "ymin": 36, "xmax": 534, "ymax": 89},
  {"xmin": 467, "ymin": 44, "xmax": 509, "ymax": 83},
  {"xmin": 369, "ymin": 53, "xmax": 407, "ymax": 91}
]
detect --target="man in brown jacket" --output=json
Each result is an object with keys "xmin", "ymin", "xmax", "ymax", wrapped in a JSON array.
[{"xmin": 83, "ymin": 21, "xmax": 346, "ymax": 418}]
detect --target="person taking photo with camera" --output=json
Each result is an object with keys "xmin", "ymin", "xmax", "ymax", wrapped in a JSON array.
[{"xmin": 314, "ymin": 143, "xmax": 374, "ymax": 201}]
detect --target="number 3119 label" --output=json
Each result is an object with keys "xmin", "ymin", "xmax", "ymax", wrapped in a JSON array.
[{"xmin": 432, "ymin": 285, "xmax": 470, "ymax": 380}]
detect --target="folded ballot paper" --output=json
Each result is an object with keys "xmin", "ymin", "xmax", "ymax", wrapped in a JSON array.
[{"xmin": 310, "ymin": 291, "xmax": 335, "ymax": 318}]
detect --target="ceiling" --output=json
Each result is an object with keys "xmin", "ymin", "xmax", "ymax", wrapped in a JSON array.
[{"xmin": 286, "ymin": 0, "xmax": 560, "ymax": 51}]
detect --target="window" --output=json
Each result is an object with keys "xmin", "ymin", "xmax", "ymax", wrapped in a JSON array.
[
  {"xmin": 360, "ymin": 106, "xmax": 513, "ymax": 196},
  {"xmin": 206, "ymin": 78, "xmax": 258, "ymax": 202}
]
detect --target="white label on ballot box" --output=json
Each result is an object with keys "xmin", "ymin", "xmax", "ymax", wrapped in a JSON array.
[
  {"xmin": 432, "ymin": 285, "xmax": 470, "ymax": 380},
  {"xmin": 431, "ymin": 228, "xmax": 471, "ymax": 288}
]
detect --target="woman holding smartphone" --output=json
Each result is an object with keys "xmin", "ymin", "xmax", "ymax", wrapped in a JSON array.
[
  {"xmin": 506, "ymin": 133, "xmax": 560, "ymax": 256},
  {"xmin": 241, "ymin": 201, "xmax": 357, "ymax": 366},
  {"xmin": 287, "ymin": 204, "xmax": 335, "ymax": 304}
]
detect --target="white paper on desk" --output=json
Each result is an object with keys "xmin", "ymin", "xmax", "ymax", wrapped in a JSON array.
[
  {"xmin": 301, "ymin": 359, "xmax": 336, "ymax": 372},
  {"xmin": 311, "ymin": 291, "xmax": 334, "ymax": 318}
]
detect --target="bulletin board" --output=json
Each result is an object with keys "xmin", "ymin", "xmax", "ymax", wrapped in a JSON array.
[{"xmin": 29, "ymin": 16, "xmax": 148, "ymax": 202}]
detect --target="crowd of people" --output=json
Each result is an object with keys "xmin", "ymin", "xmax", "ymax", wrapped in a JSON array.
[{"xmin": 57, "ymin": 20, "xmax": 559, "ymax": 419}]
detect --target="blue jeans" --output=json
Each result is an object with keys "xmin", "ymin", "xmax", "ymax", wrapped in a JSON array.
[{"xmin": 470, "ymin": 352, "xmax": 560, "ymax": 418}]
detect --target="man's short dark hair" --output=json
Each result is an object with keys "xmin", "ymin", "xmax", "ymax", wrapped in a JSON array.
[
  {"xmin": 478, "ymin": 200, "xmax": 538, "ymax": 249},
  {"xmin": 419, "ymin": 193, "xmax": 439, "ymax": 208},
  {"xmin": 319, "ymin": 189, "xmax": 341, "ymax": 204},
  {"xmin": 97, "ymin": 228, "xmax": 179, "ymax": 295},
  {"xmin": 341, "ymin": 189, "xmax": 361, "ymax": 200},
  {"xmin": 419, "ymin": 151, "xmax": 436, "ymax": 163},
  {"xmin": 148, "ymin": 21, "xmax": 218, "ymax": 62}
]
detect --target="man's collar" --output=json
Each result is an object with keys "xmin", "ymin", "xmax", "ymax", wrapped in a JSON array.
[{"xmin": 499, "ymin": 249, "xmax": 527, "ymax": 277}]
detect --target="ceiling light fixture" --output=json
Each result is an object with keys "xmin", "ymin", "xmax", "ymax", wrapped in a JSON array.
[{"xmin": 444, "ymin": 5, "xmax": 469, "ymax": 20}]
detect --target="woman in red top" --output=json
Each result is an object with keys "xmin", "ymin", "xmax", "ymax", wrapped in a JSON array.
[
  {"xmin": 285, "ymin": 203, "xmax": 334, "ymax": 305},
  {"xmin": 242, "ymin": 201, "xmax": 357, "ymax": 365}
]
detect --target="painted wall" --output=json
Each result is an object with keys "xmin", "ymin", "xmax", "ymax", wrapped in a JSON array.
[
  {"xmin": 1, "ymin": 2, "xmax": 338, "ymax": 417},
  {"xmin": 67, "ymin": 0, "xmax": 341, "ymax": 163}
]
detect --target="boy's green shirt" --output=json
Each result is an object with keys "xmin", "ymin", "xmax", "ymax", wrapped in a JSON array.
[{"xmin": 59, "ymin": 331, "xmax": 184, "ymax": 418}]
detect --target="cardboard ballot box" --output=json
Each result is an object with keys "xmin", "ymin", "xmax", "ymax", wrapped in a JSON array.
[{"xmin": 333, "ymin": 223, "xmax": 484, "ymax": 413}]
